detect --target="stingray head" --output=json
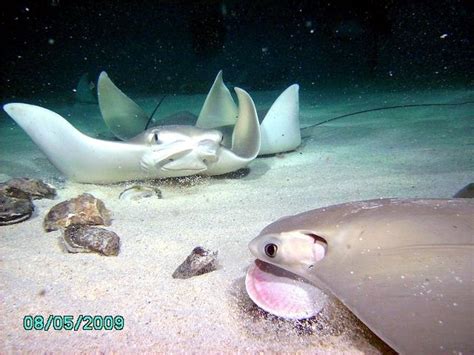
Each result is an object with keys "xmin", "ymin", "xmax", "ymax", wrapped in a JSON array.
[
  {"xmin": 245, "ymin": 231, "xmax": 328, "ymax": 319},
  {"xmin": 139, "ymin": 126, "xmax": 223, "ymax": 175},
  {"xmin": 249, "ymin": 231, "xmax": 327, "ymax": 275}
]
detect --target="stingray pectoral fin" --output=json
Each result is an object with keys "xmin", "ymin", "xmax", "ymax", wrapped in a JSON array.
[
  {"xmin": 231, "ymin": 88, "xmax": 261, "ymax": 159},
  {"xmin": 204, "ymin": 88, "xmax": 260, "ymax": 175},
  {"xmin": 3, "ymin": 103, "xmax": 97, "ymax": 178},
  {"xmin": 259, "ymin": 84, "xmax": 301, "ymax": 155},
  {"xmin": 202, "ymin": 149, "xmax": 250, "ymax": 175},
  {"xmin": 3, "ymin": 103, "xmax": 148, "ymax": 183},
  {"xmin": 97, "ymin": 71, "xmax": 149, "ymax": 140},
  {"xmin": 314, "ymin": 200, "xmax": 474, "ymax": 354},
  {"xmin": 196, "ymin": 70, "xmax": 238, "ymax": 129},
  {"xmin": 318, "ymin": 245, "xmax": 474, "ymax": 354},
  {"xmin": 453, "ymin": 183, "xmax": 474, "ymax": 198}
]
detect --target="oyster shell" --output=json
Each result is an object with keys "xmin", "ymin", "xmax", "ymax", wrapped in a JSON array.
[
  {"xmin": 5, "ymin": 177, "xmax": 56, "ymax": 200},
  {"xmin": 0, "ymin": 186, "xmax": 34, "ymax": 225},
  {"xmin": 44, "ymin": 193, "xmax": 112, "ymax": 232},
  {"xmin": 63, "ymin": 224, "xmax": 120, "ymax": 256}
]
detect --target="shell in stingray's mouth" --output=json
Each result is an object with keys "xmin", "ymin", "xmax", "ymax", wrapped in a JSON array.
[{"xmin": 245, "ymin": 259, "xmax": 328, "ymax": 319}]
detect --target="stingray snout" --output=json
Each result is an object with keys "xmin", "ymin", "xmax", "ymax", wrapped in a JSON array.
[
  {"xmin": 196, "ymin": 139, "xmax": 220, "ymax": 163},
  {"xmin": 248, "ymin": 237, "xmax": 260, "ymax": 258}
]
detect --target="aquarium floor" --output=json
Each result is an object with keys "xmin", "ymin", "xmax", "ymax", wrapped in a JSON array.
[{"xmin": 1, "ymin": 87, "xmax": 473, "ymax": 352}]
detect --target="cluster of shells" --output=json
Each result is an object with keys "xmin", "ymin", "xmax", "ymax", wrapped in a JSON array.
[
  {"xmin": 1, "ymin": 177, "xmax": 218, "ymax": 277},
  {"xmin": 43, "ymin": 192, "xmax": 120, "ymax": 256}
]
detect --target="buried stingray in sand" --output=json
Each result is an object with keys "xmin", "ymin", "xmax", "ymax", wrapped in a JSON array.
[
  {"xmin": 246, "ymin": 196, "xmax": 474, "ymax": 354},
  {"xmin": 2, "ymin": 71, "xmax": 300, "ymax": 184}
]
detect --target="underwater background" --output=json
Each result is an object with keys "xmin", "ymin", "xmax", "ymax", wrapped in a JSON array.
[
  {"xmin": 1, "ymin": 0, "xmax": 473, "ymax": 100},
  {"xmin": 1, "ymin": 0, "xmax": 473, "ymax": 353}
]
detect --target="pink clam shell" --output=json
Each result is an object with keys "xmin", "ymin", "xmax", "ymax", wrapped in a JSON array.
[{"xmin": 245, "ymin": 260, "xmax": 328, "ymax": 319}]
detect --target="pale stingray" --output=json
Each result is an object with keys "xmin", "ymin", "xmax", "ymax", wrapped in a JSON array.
[
  {"xmin": 3, "ymin": 87, "xmax": 260, "ymax": 184},
  {"xmin": 247, "ymin": 198, "xmax": 474, "ymax": 354},
  {"xmin": 98, "ymin": 70, "xmax": 301, "ymax": 155}
]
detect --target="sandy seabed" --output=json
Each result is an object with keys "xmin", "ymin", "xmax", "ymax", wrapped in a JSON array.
[{"xmin": 0, "ymin": 87, "xmax": 473, "ymax": 353}]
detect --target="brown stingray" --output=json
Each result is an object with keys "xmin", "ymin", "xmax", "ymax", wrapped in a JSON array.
[
  {"xmin": 453, "ymin": 183, "xmax": 474, "ymax": 198},
  {"xmin": 248, "ymin": 198, "xmax": 474, "ymax": 354}
]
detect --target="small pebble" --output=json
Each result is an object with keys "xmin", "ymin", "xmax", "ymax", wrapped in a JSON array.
[{"xmin": 172, "ymin": 246, "xmax": 218, "ymax": 279}]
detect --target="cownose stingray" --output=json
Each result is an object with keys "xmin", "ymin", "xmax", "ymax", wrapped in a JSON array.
[
  {"xmin": 75, "ymin": 72, "xmax": 97, "ymax": 104},
  {"xmin": 3, "ymin": 87, "xmax": 260, "ymax": 184},
  {"xmin": 98, "ymin": 70, "xmax": 301, "ymax": 155},
  {"xmin": 247, "ymin": 198, "xmax": 474, "ymax": 354}
]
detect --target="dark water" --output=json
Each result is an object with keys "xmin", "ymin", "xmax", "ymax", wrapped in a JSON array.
[
  {"xmin": 1, "ymin": 0, "xmax": 473, "ymax": 101},
  {"xmin": 0, "ymin": 2, "xmax": 473, "ymax": 353}
]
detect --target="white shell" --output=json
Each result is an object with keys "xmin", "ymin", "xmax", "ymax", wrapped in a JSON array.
[
  {"xmin": 119, "ymin": 185, "xmax": 162, "ymax": 201},
  {"xmin": 245, "ymin": 260, "xmax": 327, "ymax": 319}
]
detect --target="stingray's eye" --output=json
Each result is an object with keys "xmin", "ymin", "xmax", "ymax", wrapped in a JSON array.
[
  {"xmin": 264, "ymin": 243, "xmax": 278, "ymax": 258},
  {"xmin": 152, "ymin": 132, "xmax": 159, "ymax": 143}
]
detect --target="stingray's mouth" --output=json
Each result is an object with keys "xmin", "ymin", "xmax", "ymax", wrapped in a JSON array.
[
  {"xmin": 162, "ymin": 166, "xmax": 207, "ymax": 172},
  {"xmin": 245, "ymin": 260, "xmax": 328, "ymax": 319},
  {"xmin": 160, "ymin": 157, "xmax": 208, "ymax": 172}
]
